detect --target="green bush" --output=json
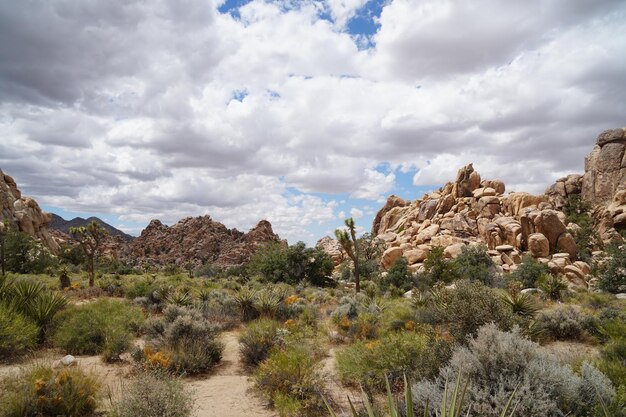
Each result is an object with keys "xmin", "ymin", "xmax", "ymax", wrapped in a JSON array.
[
  {"xmin": 110, "ymin": 370, "xmax": 193, "ymax": 417},
  {"xmin": 253, "ymin": 344, "xmax": 327, "ymax": 417},
  {"xmin": 511, "ymin": 256, "xmax": 550, "ymax": 289},
  {"xmin": 412, "ymin": 324, "xmax": 615, "ymax": 417},
  {"xmin": 422, "ymin": 246, "xmax": 456, "ymax": 285},
  {"xmin": 53, "ymin": 298, "xmax": 144, "ymax": 361},
  {"xmin": 239, "ymin": 319, "xmax": 283, "ymax": 368},
  {"xmin": 597, "ymin": 243, "xmax": 626, "ymax": 293},
  {"xmin": 380, "ymin": 257, "xmax": 414, "ymax": 292},
  {"xmin": 564, "ymin": 195, "xmax": 596, "ymax": 262},
  {"xmin": 596, "ymin": 319, "xmax": 626, "ymax": 411},
  {"xmin": 3, "ymin": 229, "xmax": 57, "ymax": 274},
  {"xmin": 0, "ymin": 304, "xmax": 38, "ymax": 360},
  {"xmin": 0, "ymin": 364, "xmax": 100, "ymax": 417},
  {"xmin": 451, "ymin": 245, "xmax": 501, "ymax": 287},
  {"xmin": 432, "ymin": 280, "xmax": 515, "ymax": 342},
  {"xmin": 248, "ymin": 242, "xmax": 334, "ymax": 286},
  {"xmin": 336, "ymin": 330, "xmax": 450, "ymax": 392}
]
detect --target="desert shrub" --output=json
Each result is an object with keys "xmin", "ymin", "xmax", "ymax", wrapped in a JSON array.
[
  {"xmin": 500, "ymin": 282, "xmax": 540, "ymax": 318},
  {"xmin": 3, "ymin": 229, "xmax": 57, "ymax": 274},
  {"xmin": 537, "ymin": 272, "xmax": 568, "ymax": 301},
  {"xmin": 0, "ymin": 303, "xmax": 38, "ymax": 360},
  {"xmin": 451, "ymin": 245, "xmax": 501, "ymax": 287},
  {"xmin": 0, "ymin": 278, "xmax": 68, "ymax": 343},
  {"xmin": 380, "ymin": 257, "xmax": 414, "ymax": 292},
  {"xmin": 140, "ymin": 305, "xmax": 223, "ymax": 374},
  {"xmin": 53, "ymin": 298, "xmax": 144, "ymax": 361},
  {"xmin": 126, "ymin": 278, "xmax": 153, "ymax": 299},
  {"xmin": 511, "ymin": 255, "xmax": 550, "ymax": 288},
  {"xmin": 239, "ymin": 319, "xmax": 284, "ymax": 368},
  {"xmin": 534, "ymin": 305, "xmax": 599, "ymax": 342},
  {"xmin": 331, "ymin": 294, "xmax": 384, "ymax": 340},
  {"xmin": 432, "ymin": 280, "xmax": 515, "ymax": 342},
  {"xmin": 248, "ymin": 242, "xmax": 334, "ymax": 286},
  {"xmin": 196, "ymin": 288, "xmax": 240, "ymax": 329},
  {"xmin": 110, "ymin": 371, "xmax": 193, "ymax": 417},
  {"xmin": 412, "ymin": 324, "xmax": 615, "ymax": 417},
  {"xmin": 234, "ymin": 286, "xmax": 260, "ymax": 321},
  {"xmin": 422, "ymin": 246, "xmax": 456, "ymax": 285},
  {"xmin": 336, "ymin": 330, "xmax": 450, "ymax": 392},
  {"xmin": 597, "ymin": 242, "xmax": 626, "ymax": 293},
  {"xmin": 596, "ymin": 319, "xmax": 626, "ymax": 410},
  {"xmin": 253, "ymin": 344, "xmax": 327, "ymax": 417},
  {"xmin": 0, "ymin": 364, "xmax": 99, "ymax": 417}
]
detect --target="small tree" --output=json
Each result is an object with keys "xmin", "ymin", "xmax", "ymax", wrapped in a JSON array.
[
  {"xmin": 70, "ymin": 221, "xmax": 108, "ymax": 287},
  {"xmin": 335, "ymin": 218, "xmax": 361, "ymax": 293}
]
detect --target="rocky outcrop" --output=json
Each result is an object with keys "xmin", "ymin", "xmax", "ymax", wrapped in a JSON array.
[
  {"xmin": 371, "ymin": 163, "xmax": 587, "ymax": 286},
  {"xmin": 579, "ymin": 128, "xmax": 626, "ymax": 242},
  {"xmin": 0, "ymin": 169, "xmax": 59, "ymax": 252},
  {"xmin": 582, "ymin": 128, "xmax": 626, "ymax": 205},
  {"xmin": 545, "ymin": 174, "xmax": 583, "ymax": 210},
  {"xmin": 372, "ymin": 195, "xmax": 409, "ymax": 236},
  {"xmin": 121, "ymin": 216, "xmax": 283, "ymax": 268},
  {"xmin": 315, "ymin": 236, "xmax": 345, "ymax": 265}
]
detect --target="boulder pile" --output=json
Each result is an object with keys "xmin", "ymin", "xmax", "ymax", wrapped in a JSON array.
[
  {"xmin": 320, "ymin": 128, "xmax": 626, "ymax": 289},
  {"xmin": 120, "ymin": 216, "xmax": 284, "ymax": 268},
  {"xmin": 0, "ymin": 169, "xmax": 59, "ymax": 252}
]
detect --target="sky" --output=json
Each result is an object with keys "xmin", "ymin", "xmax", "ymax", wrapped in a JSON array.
[{"xmin": 1, "ymin": 0, "xmax": 625, "ymax": 245}]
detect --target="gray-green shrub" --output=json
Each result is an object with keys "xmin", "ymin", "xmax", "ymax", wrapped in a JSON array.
[
  {"xmin": 412, "ymin": 323, "xmax": 615, "ymax": 416},
  {"xmin": 110, "ymin": 371, "xmax": 193, "ymax": 417}
]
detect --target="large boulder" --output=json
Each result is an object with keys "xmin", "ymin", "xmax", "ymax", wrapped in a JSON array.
[
  {"xmin": 381, "ymin": 246, "xmax": 403, "ymax": 269},
  {"xmin": 372, "ymin": 195, "xmax": 409, "ymax": 235},
  {"xmin": 316, "ymin": 236, "xmax": 344, "ymax": 265},
  {"xmin": 528, "ymin": 233, "xmax": 550, "ymax": 257},
  {"xmin": 582, "ymin": 128, "xmax": 626, "ymax": 205}
]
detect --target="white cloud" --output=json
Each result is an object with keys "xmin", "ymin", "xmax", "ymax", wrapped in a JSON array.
[
  {"xmin": 1, "ymin": 0, "xmax": 625, "ymax": 245},
  {"xmin": 350, "ymin": 207, "xmax": 364, "ymax": 219}
]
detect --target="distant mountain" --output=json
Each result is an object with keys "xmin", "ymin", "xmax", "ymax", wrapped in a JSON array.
[{"xmin": 49, "ymin": 213, "xmax": 134, "ymax": 241}]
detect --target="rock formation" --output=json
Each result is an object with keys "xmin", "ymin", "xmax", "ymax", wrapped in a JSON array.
[
  {"xmin": 581, "ymin": 128, "xmax": 626, "ymax": 242},
  {"xmin": 121, "ymin": 215, "xmax": 283, "ymax": 268},
  {"xmin": 0, "ymin": 169, "xmax": 59, "ymax": 252},
  {"xmin": 368, "ymin": 163, "xmax": 591, "ymax": 287},
  {"xmin": 315, "ymin": 236, "xmax": 345, "ymax": 265},
  {"xmin": 356, "ymin": 128, "xmax": 626, "ymax": 289}
]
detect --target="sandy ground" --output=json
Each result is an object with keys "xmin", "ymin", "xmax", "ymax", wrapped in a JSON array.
[{"xmin": 186, "ymin": 330, "xmax": 277, "ymax": 417}]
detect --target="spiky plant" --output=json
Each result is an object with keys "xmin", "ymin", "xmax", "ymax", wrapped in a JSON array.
[
  {"xmin": 501, "ymin": 283, "xmax": 539, "ymax": 318},
  {"xmin": 335, "ymin": 218, "xmax": 361, "ymax": 293},
  {"xmin": 27, "ymin": 291, "xmax": 68, "ymax": 342},
  {"xmin": 256, "ymin": 290, "xmax": 281, "ymax": 319},
  {"xmin": 537, "ymin": 273, "xmax": 567, "ymax": 301},
  {"xmin": 167, "ymin": 289, "xmax": 193, "ymax": 307},
  {"xmin": 235, "ymin": 287, "xmax": 259, "ymax": 321}
]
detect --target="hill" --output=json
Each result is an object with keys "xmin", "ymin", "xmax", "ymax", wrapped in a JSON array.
[{"xmin": 48, "ymin": 213, "xmax": 134, "ymax": 241}]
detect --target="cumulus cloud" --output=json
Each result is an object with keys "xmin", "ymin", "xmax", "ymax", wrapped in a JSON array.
[{"xmin": 0, "ymin": 0, "xmax": 624, "ymax": 244}]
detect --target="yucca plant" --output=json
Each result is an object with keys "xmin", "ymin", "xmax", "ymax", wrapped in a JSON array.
[
  {"xmin": 235, "ymin": 287, "xmax": 259, "ymax": 321},
  {"xmin": 537, "ymin": 273, "xmax": 567, "ymax": 301},
  {"xmin": 167, "ymin": 289, "xmax": 193, "ymax": 307},
  {"xmin": 7, "ymin": 279, "xmax": 44, "ymax": 311},
  {"xmin": 324, "ymin": 372, "xmax": 519, "ymax": 417},
  {"xmin": 501, "ymin": 283, "xmax": 539, "ymax": 318},
  {"xmin": 256, "ymin": 290, "xmax": 281, "ymax": 319},
  {"xmin": 27, "ymin": 291, "xmax": 69, "ymax": 342}
]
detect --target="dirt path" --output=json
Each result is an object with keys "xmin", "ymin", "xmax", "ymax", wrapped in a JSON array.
[
  {"xmin": 321, "ymin": 345, "xmax": 360, "ymax": 415},
  {"xmin": 186, "ymin": 330, "xmax": 277, "ymax": 417}
]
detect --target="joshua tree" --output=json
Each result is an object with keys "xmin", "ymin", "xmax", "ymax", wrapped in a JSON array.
[
  {"xmin": 335, "ymin": 217, "xmax": 361, "ymax": 293},
  {"xmin": 70, "ymin": 221, "xmax": 108, "ymax": 287}
]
